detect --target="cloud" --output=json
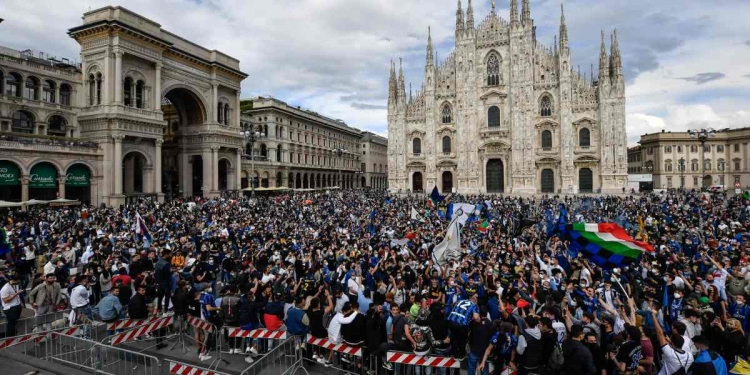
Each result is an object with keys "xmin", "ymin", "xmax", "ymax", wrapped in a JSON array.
[
  {"xmin": 678, "ymin": 72, "xmax": 726, "ymax": 85},
  {"xmin": 746, "ymin": 40, "xmax": 750, "ymax": 46},
  {"xmin": 627, "ymin": 105, "xmax": 750, "ymax": 145},
  {"xmin": 351, "ymin": 103, "xmax": 387, "ymax": 110}
]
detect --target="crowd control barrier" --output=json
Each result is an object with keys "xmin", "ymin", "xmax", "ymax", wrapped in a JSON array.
[
  {"xmin": 107, "ymin": 315, "xmax": 161, "ymax": 331},
  {"xmin": 305, "ymin": 335, "xmax": 362, "ymax": 356},
  {"xmin": 241, "ymin": 335, "xmax": 308, "ymax": 375},
  {"xmin": 44, "ymin": 333, "xmax": 162, "ymax": 375},
  {"xmin": 168, "ymin": 360, "xmax": 230, "ymax": 375},
  {"xmin": 386, "ymin": 351, "xmax": 461, "ymax": 368},
  {"xmin": 107, "ymin": 315, "xmax": 174, "ymax": 345},
  {"xmin": 0, "ymin": 325, "xmax": 82, "ymax": 350}
]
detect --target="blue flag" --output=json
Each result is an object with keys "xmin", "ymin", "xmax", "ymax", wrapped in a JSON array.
[{"xmin": 430, "ymin": 186, "xmax": 444, "ymax": 204}]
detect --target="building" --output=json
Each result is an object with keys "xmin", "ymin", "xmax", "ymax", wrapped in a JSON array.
[
  {"xmin": 1, "ymin": 6, "xmax": 248, "ymax": 206},
  {"xmin": 633, "ymin": 128, "xmax": 750, "ymax": 190},
  {"xmin": 387, "ymin": 0, "xmax": 627, "ymax": 194},
  {"xmin": 360, "ymin": 131, "xmax": 388, "ymax": 189},
  {"xmin": 240, "ymin": 97, "xmax": 385, "ymax": 190}
]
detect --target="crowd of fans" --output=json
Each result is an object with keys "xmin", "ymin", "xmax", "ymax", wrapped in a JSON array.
[{"xmin": 1, "ymin": 189, "xmax": 749, "ymax": 375}]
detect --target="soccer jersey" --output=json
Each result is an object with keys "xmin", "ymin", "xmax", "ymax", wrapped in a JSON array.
[{"xmin": 447, "ymin": 299, "xmax": 478, "ymax": 326}]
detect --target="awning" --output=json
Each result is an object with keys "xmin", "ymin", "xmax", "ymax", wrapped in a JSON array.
[
  {"xmin": 0, "ymin": 200, "xmax": 22, "ymax": 208},
  {"xmin": 48, "ymin": 198, "xmax": 81, "ymax": 207}
]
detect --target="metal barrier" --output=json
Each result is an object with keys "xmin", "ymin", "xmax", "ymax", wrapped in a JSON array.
[
  {"xmin": 220, "ymin": 327, "xmax": 288, "ymax": 369},
  {"xmin": 305, "ymin": 335, "xmax": 364, "ymax": 375},
  {"xmin": 0, "ymin": 325, "xmax": 82, "ymax": 350},
  {"xmin": 240, "ymin": 335, "xmax": 309, "ymax": 375},
  {"xmin": 0, "ymin": 308, "xmax": 72, "ymax": 338},
  {"xmin": 107, "ymin": 315, "xmax": 161, "ymax": 331},
  {"xmin": 107, "ymin": 315, "xmax": 174, "ymax": 346},
  {"xmin": 44, "ymin": 333, "xmax": 162, "ymax": 375},
  {"xmin": 168, "ymin": 359, "xmax": 230, "ymax": 375}
]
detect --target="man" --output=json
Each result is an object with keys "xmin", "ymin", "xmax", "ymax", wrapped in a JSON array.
[
  {"xmin": 651, "ymin": 307, "xmax": 693, "ymax": 375},
  {"xmin": 468, "ymin": 307, "xmax": 496, "ymax": 375},
  {"xmin": 198, "ymin": 283, "xmax": 219, "ymax": 361},
  {"xmin": 562, "ymin": 324, "xmax": 596, "ymax": 375},
  {"xmin": 0, "ymin": 274, "xmax": 23, "ymax": 337},
  {"xmin": 70, "ymin": 275, "xmax": 93, "ymax": 338},
  {"xmin": 28, "ymin": 273, "xmax": 61, "ymax": 331},
  {"xmin": 128, "ymin": 285, "xmax": 150, "ymax": 320},
  {"xmin": 691, "ymin": 335, "xmax": 728, "ymax": 375},
  {"xmin": 154, "ymin": 249, "xmax": 172, "ymax": 314},
  {"xmin": 516, "ymin": 316, "xmax": 545, "ymax": 375},
  {"xmin": 341, "ymin": 301, "xmax": 367, "ymax": 347},
  {"xmin": 286, "ymin": 297, "xmax": 310, "ymax": 350},
  {"xmin": 221, "ymin": 286, "xmax": 243, "ymax": 353},
  {"xmin": 325, "ymin": 302, "xmax": 360, "ymax": 366},
  {"xmin": 447, "ymin": 293, "xmax": 480, "ymax": 359},
  {"xmin": 95, "ymin": 287, "xmax": 123, "ymax": 335},
  {"xmin": 610, "ymin": 326, "xmax": 643, "ymax": 375}
]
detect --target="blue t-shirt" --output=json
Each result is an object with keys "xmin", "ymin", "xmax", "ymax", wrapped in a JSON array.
[
  {"xmin": 200, "ymin": 291, "xmax": 215, "ymax": 320},
  {"xmin": 447, "ymin": 299, "xmax": 478, "ymax": 326}
]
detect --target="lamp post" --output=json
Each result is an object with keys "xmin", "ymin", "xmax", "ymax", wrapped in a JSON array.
[
  {"xmin": 331, "ymin": 147, "xmax": 347, "ymax": 189},
  {"xmin": 645, "ymin": 163, "xmax": 653, "ymax": 192},
  {"xmin": 688, "ymin": 128, "xmax": 716, "ymax": 189},
  {"xmin": 241, "ymin": 125, "xmax": 261, "ymax": 197},
  {"xmin": 679, "ymin": 157, "xmax": 685, "ymax": 189}
]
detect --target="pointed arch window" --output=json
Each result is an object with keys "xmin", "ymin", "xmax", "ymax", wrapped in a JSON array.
[
  {"xmin": 488, "ymin": 106, "xmax": 500, "ymax": 127},
  {"xmin": 487, "ymin": 54, "xmax": 500, "ymax": 86},
  {"xmin": 413, "ymin": 138, "xmax": 422, "ymax": 156},
  {"xmin": 218, "ymin": 103, "xmax": 224, "ymax": 124},
  {"xmin": 540, "ymin": 95, "xmax": 552, "ymax": 117},
  {"xmin": 579, "ymin": 128, "xmax": 591, "ymax": 147},
  {"xmin": 442, "ymin": 136, "xmax": 452, "ymax": 154},
  {"xmin": 541, "ymin": 130, "xmax": 553, "ymax": 149},
  {"xmin": 441, "ymin": 104, "xmax": 452, "ymax": 124}
]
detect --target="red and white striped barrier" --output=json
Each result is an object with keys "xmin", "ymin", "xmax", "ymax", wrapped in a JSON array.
[
  {"xmin": 110, "ymin": 316, "xmax": 174, "ymax": 345},
  {"xmin": 168, "ymin": 360, "xmax": 228, "ymax": 375},
  {"xmin": 306, "ymin": 335, "xmax": 362, "ymax": 357},
  {"xmin": 187, "ymin": 315, "xmax": 214, "ymax": 332},
  {"xmin": 0, "ymin": 325, "xmax": 82, "ymax": 350},
  {"xmin": 107, "ymin": 315, "xmax": 160, "ymax": 331},
  {"xmin": 225, "ymin": 327, "xmax": 287, "ymax": 340},
  {"xmin": 386, "ymin": 352, "xmax": 460, "ymax": 368},
  {"xmin": 34, "ymin": 326, "xmax": 82, "ymax": 343}
]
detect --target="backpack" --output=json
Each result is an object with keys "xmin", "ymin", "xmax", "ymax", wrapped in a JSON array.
[
  {"xmin": 692, "ymin": 349, "xmax": 728, "ymax": 375},
  {"xmin": 221, "ymin": 295, "xmax": 241, "ymax": 325},
  {"xmin": 548, "ymin": 343, "xmax": 565, "ymax": 370},
  {"xmin": 392, "ymin": 315, "xmax": 409, "ymax": 345}
]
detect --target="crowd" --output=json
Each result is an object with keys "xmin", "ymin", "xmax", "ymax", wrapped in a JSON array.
[{"xmin": 1, "ymin": 188, "xmax": 749, "ymax": 375}]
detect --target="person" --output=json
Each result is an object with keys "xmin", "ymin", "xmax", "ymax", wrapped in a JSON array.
[
  {"xmin": 0, "ymin": 274, "xmax": 23, "ymax": 337},
  {"xmin": 129, "ymin": 285, "xmax": 150, "ymax": 320},
  {"xmin": 95, "ymin": 287, "xmax": 123, "ymax": 335},
  {"xmin": 562, "ymin": 324, "xmax": 596, "ymax": 375},
  {"xmin": 285, "ymin": 296, "xmax": 310, "ymax": 350},
  {"xmin": 691, "ymin": 335, "xmax": 728, "ymax": 375},
  {"xmin": 154, "ymin": 249, "xmax": 172, "ymax": 314},
  {"xmin": 651, "ymin": 307, "xmax": 693, "ymax": 375},
  {"xmin": 610, "ymin": 326, "xmax": 642, "ymax": 375},
  {"xmin": 221, "ymin": 286, "xmax": 242, "ymax": 353},
  {"xmin": 468, "ymin": 307, "xmax": 496, "ymax": 375},
  {"xmin": 70, "ymin": 275, "xmax": 93, "ymax": 338},
  {"xmin": 326, "ymin": 302, "xmax": 359, "ymax": 364},
  {"xmin": 198, "ymin": 282, "xmax": 219, "ymax": 361},
  {"xmin": 478, "ymin": 321, "xmax": 517, "ymax": 375},
  {"xmin": 447, "ymin": 293, "xmax": 479, "ymax": 359},
  {"xmin": 516, "ymin": 316, "xmax": 545, "ymax": 375},
  {"xmin": 28, "ymin": 273, "xmax": 61, "ymax": 331},
  {"xmin": 308, "ymin": 289, "xmax": 333, "ymax": 365}
]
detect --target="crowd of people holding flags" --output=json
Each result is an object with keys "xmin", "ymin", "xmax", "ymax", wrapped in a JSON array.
[{"xmin": 1, "ymin": 187, "xmax": 750, "ymax": 375}]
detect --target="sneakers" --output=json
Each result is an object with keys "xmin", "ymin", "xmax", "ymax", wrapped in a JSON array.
[
  {"xmin": 232, "ymin": 348, "xmax": 243, "ymax": 354},
  {"xmin": 198, "ymin": 354, "xmax": 212, "ymax": 362},
  {"xmin": 341, "ymin": 357, "xmax": 351, "ymax": 364},
  {"xmin": 312, "ymin": 354, "xmax": 319, "ymax": 361},
  {"xmin": 317, "ymin": 358, "xmax": 330, "ymax": 367},
  {"xmin": 245, "ymin": 357, "xmax": 254, "ymax": 364},
  {"xmin": 382, "ymin": 362, "xmax": 393, "ymax": 370},
  {"xmin": 248, "ymin": 347, "xmax": 259, "ymax": 356}
]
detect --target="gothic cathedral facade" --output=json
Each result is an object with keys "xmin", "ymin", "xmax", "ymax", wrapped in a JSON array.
[{"xmin": 387, "ymin": 0, "xmax": 627, "ymax": 194}]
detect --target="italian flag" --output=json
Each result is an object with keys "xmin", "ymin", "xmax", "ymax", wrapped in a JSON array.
[
  {"xmin": 477, "ymin": 219, "xmax": 490, "ymax": 233},
  {"xmin": 568, "ymin": 222, "xmax": 654, "ymax": 262}
]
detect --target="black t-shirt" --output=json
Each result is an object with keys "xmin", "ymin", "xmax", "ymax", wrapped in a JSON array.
[
  {"xmin": 307, "ymin": 308, "xmax": 326, "ymax": 338},
  {"xmin": 301, "ymin": 278, "xmax": 317, "ymax": 297},
  {"xmin": 616, "ymin": 340, "xmax": 642, "ymax": 371},
  {"xmin": 428, "ymin": 286, "xmax": 441, "ymax": 299},
  {"xmin": 187, "ymin": 299, "xmax": 201, "ymax": 318}
]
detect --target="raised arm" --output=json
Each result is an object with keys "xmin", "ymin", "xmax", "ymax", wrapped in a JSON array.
[{"xmin": 651, "ymin": 307, "xmax": 667, "ymax": 347}]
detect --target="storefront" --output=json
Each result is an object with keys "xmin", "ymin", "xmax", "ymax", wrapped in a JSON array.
[
  {"xmin": 0, "ymin": 160, "xmax": 22, "ymax": 202},
  {"xmin": 65, "ymin": 164, "xmax": 91, "ymax": 204},
  {"xmin": 29, "ymin": 162, "xmax": 58, "ymax": 200}
]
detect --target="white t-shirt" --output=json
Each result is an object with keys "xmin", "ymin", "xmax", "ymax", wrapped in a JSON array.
[
  {"xmin": 70, "ymin": 285, "xmax": 90, "ymax": 308},
  {"xmin": 0, "ymin": 283, "xmax": 20, "ymax": 310},
  {"xmin": 659, "ymin": 344, "xmax": 694, "ymax": 375}
]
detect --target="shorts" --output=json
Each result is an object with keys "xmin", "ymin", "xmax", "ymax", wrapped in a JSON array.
[{"xmin": 328, "ymin": 336, "xmax": 341, "ymax": 344}]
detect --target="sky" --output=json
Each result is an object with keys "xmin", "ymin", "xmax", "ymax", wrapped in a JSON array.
[{"xmin": 1, "ymin": 0, "xmax": 748, "ymax": 145}]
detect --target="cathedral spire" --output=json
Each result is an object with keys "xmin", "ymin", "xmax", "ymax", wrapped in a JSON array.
[
  {"xmin": 388, "ymin": 60, "xmax": 396, "ymax": 104},
  {"xmin": 590, "ymin": 63, "xmax": 595, "ymax": 84},
  {"xmin": 456, "ymin": 0, "xmax": 465, "ymax": 35},
  {"xmin": 559, "ymin": 3, "xmax": 568, "ymax": 54},
  {"xmin": 611, "ymin": 29, "xmax": 622, "ymax": 78},
  {"xmin": 599, "ymin": 30, "xmax": 609, "ymax": 81},
  {"xmin": 466, "ymin": 0, "xmax": 474, "ymax": 30},
  {"xmin": 510, "ymin": 0, "xmax": 519, "ymax": 27},
  {"xmin": 521, "ymin": 0, "xmax": 531, "ymax": 25},
  {"xmin": 554, "ymin": 35, "xmax": 558, "ymax": 55},
  {"xmin": 491, "ymin": 0, "xmax": 496, "ymax": 13},
  {"xmin": 398, "ymin": 58, "xmax": 406, "ymax": 101},
  {"xmin": 426, "ymin": 26, "xmax": 434, "ymax": 67}
]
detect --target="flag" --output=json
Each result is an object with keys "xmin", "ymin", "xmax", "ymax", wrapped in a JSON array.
[
  {"xmin": 135, "ymin": 213, "xmax": 153, "ymax": 249},
  {"xmin": 405, "ymin": 232, "xmax": 417, "ymax": 240},
  {"xmin": 426, "ymin": 198, "xmax": 435, "ymax": 209},
  {"xmin": 411, "ymin": 207, "xmax": 424, "ymax": 222},
  {"xmin": 449, "ymin": 203, "xmax": 475, "ymax": 225},
  {"xmin": 432, "ymin": 219, "xmax": 461, "ymax": 266},
  {"xmin": 637, "ymin": 215, "xmax": 649, "ymax": 243},
  {"xmin": 563, "ymin": 222, "xmax": 654, "ymax": 269},
  {"xmin": 430, "ymin": 186, "xmax": 444, "ymax": 206},
  {"xmin": 744, "ymin": 191, "xmax": 750, "ymax": 200},
  {"xmin": 514, "ymin": 218, "xmax": 537, "ymax": 236},
  {"xmin": 477, "ymin": 219, "xmax": 490, "ymax": 233}
]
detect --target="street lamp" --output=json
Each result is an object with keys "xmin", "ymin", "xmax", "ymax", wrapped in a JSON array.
[
  {"xmin": 331, "ymin": 147, "xmax": 347, "ymax": 189},
  {"xmin": 679, "ymin": 157, "xmax": 685, "ymax": 189},
  {"xmin": 688, "ymin": 128, "xmax": 716, "ymax": 189},
  {"xmin": 241, "ymin": 125, "xmax": 261, "ymax": 197}
]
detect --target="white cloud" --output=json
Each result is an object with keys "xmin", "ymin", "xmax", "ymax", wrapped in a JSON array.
[{"xmin": 628, "ymin": 105, "xmax": 750, "ymax": 146}]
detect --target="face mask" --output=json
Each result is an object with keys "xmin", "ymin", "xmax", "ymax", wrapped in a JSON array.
[
  {"xmin": 674, "ymin": 293, "xmax": 681, "ymax": 299},
  {"xmin": 449, "ymin": 280, "xmax": 455, "ymax": 286},
  {"xmin": 208, "ymin": 260, "xmax": 214, "ymax": 265}
]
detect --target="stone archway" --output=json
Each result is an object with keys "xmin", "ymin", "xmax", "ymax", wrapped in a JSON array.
[{"xmin": 123, "ymin": 151, "xmax": 148, "ymax": 194}]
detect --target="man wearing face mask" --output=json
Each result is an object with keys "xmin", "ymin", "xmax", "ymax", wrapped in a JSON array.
[
  {"xmin": 727, "ymin": 293, "xmax": 750, "ymax": 333},
  {"xmin": 1, "ymin": 274, "xmax": 23, "ymax": 337}
]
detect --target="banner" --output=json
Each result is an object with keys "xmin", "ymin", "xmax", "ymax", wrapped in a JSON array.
[
  {"xmin": 29, "ymin": 163, "xmax": 57, "ymax": 188},
  {"xmin": 65, "ymin": 164, "xmax": 90, "ymax": 186},
  {"xmin": 0, "ymin": 161, "xmax": 20, "ymax": 186}
]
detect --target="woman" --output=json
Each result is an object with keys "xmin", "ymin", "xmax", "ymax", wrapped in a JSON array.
[
  {"xmin": 307, "ymin": 289, "xmax": 333, "ymax": 365},
  {"xmin": 706, "ymin": 285, "xmax": 725, "ymax": 317},
  {"xmin": 718, "ymin": 318, "xmax": 746, "ymax": 363},
  {"xmin": 99, "ymin": 265, "xmax": 112, "ymax": 297}
]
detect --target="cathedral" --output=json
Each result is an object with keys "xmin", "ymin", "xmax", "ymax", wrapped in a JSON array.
[{"xmin": 387, "ymin": 0, "xmax": 628, "ymax": 194}]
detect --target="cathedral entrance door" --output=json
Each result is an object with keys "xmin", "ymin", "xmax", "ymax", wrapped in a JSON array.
[
  {"xmin": 579, "ymin": 168, "xmax": 593, "ymax": 193},
  {"xmin": 541, "ymin": 169, "xmax": 555, "ymax": 193},
  {"xmin": 486, "ymin": 159, "xmax": 504, "ymax": 193},
  {"xmin": 412, "ymin": 172, "xmax": 423, "ymax": 192},
  {"xmin": 442, "ymin": 171, "xmax": 453, "ymax": 193}
]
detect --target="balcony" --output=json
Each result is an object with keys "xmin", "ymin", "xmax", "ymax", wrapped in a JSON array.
[
  {"xmin": 575, "ymin": 144, "xmax": 596, "ymax": 154},
  {"xmin": 0, "ymin": 132, "xmax": 99, "ymax": 152}
]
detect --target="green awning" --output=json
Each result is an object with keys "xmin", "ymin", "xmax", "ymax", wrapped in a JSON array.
[
  {"xmin": 0, "ymin": 161, "xmax": 20, "ymax": 186},
  {"xmin": 65, "ymin": 164, "xmax": 90, "ymax": 187},
  {"xmin": 29, "ymin": 163, "xmax": 58, "ymax": 188}
]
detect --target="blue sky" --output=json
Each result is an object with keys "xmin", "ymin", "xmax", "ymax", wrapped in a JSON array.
[{"xmin": 1, "ymin": 0, "xmax": 748, "ymax": 145}]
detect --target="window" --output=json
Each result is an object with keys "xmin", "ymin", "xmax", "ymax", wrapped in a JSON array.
[
  {"xmin": 539, "ymin": 95, "xmax": 552, "ymax": 117},
  {"xmin": 694, "ymin": 177, "xmax": 699, "ymax": 186},
  {"xmin": 488, "ymin": 106, "xmax": 500, "ymax": 127},
  {"xmin": 123, "ymin": 77, "xmax": 133, "ymax": 107},
  {"xmin": 664, "ymin": 146, "xmax": 672, "ymax": 153},
  {"xmin": 717, "ymin": 145, "xmax": 724, "ymax": 152},
  {"xmin": 441, "ymin": 104, "xmax": 452, "ymax": 124},
  {"xmin": 42, "ymin": 80, "xmax": 55, "ymax": 103},
  {"xmin": 88, "ymin": 74, "xmax": 95, "ymax": 105},
  {"xmin": 677, "ymin": 145, "xmax": 683, "ymax": 153},
  {"xmin": 12, "ymin": 111, "xmax": 34, "ymax": 133},
  {"xmin": 24, "ymin": 76, "xmax": 38, "ymax": 100},
  {"xmin": 224, "ymin": 104, "xmax": 229, "ymax": 125},
  {"xmin": 667, "ymin": 177, "xmax": 672, "ymax": 188},
  {"xmin": 736, "ymin": 176, "xmax": 741, "ymax": 185},
  {"xmin": 665, "ymin": 161, "xmax": 672, "ymax": 172},
  {"xmin": 645, "ymin": 161, "xmax": 654, "ymax": 172},
  {"xmin": 487, "ymin": 54, "xmax": 500, "ymax": 86},
  {"xmin": 442, "ymin": 136, "xmax": 452, "ymax": 153},
  {"xmin": 5, "ymin": 72, "xmax": 21, "ymax": 97},
  {"xmin": 647, "ymin": 148, "xmax": 653, "ymax": 155},
  {"xmin": 690, "ymin": 145, "xmax": 698, "ymax": 153},
  {"xmin": 412, "ymin": 138, "xmax": 422, "ymax": 155},
  {"xmin": 704, "ymin": 145, "xmax": 711, "ymax": 152},
  {"xmin": 217, "ymin": 103, "xmax": 224, "ymax": 124},
  {"xmin": 735, "ymin": 161, "xmax": 741, "ymax": 171},
  {"xmin": 704, "ymin": 159, "xmax": 712, "ymax": 171},
  {"xmin": 47, "ymin": 115, "xmax": 66, "ymax": 136},
  {"xmin": 60, "ymin": 84, "xmax": 71, "ymax": 106},
  {"xmin": 678, "ymin": 160, "xmax": 685, "ymax": 171},
  {"xmin": 136, "ymin": 80, "xmax": 144, "ymax": 108},
  {"xmin": 735, "ymin": 144, "xmax": 740, "ymax": 152},
  {"xmin": 96, "ymin": 73, "xmax": 102, "ymax": 105},
  {"xmin": 691, "ymin": 160, "xmax": 698, "ymax": 171},
  {"xmin": 541, "ymin": 130, "xmax": 552, "ymax": 149},
  {"xmin": 579, "ymin": 128, "xmax": 590, "ymax": 147},
  {"xmin": 718, "ymin": 159, "xmax": 726, "ymax": 171}
]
